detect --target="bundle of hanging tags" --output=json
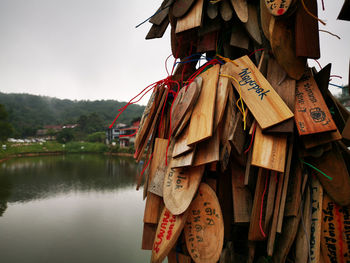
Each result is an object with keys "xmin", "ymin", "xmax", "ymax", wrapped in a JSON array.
[{"xmin": 113, "ymin": 0, "xmax": 350, "ymax": 262}]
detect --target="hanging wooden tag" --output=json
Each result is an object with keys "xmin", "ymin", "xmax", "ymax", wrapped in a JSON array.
[
  {"xmin": 176, "ymin": 0, "xmax": 204, "ymax": 33},
  {"xmin": 172, "ymin": 149, "xmax": 195, "ymax": 168},
  {"xmin": 343, "ymin": 118, "xmax": 350, "ymax": 140},
  {"xmin": 264, "ymin": 0, "xmax": 293, "ymax": 16},
  {"xmin": 310, "ymin": 177, "xmax": 323, "ymax": 263},
  {"xmin": 302, "ymin": 130, "xmax": 342, "ymax": 149},
  {"xmin": 284, "ymin": 160, "xmax": 302, "ymax": 217},
  {"xmin": 207, "ymin": 2, "xmax": 219, "ymax": 19},
  {"xmin": 148, "ymin": 138, "xmax": 170, "ymax": 196},
  {"xmin": 187, "ymin": 64, "xmax": 220, "ymax": 145},
  {"xmin": 197, "ymin": 31, "xmax": 218, "ymax": 53},
  {"xmin": 260, "ymin": 0, "xmax": 272, "ymax": 40},
  {"xmin": 173, "ymin": 125, "xmax": 193, "ymax": 157},
  {"xmin": 231, "ymin": 161, "xmax": 252, "ymax": 223},
  {"xmin": 277, "ymin": 139, "xmax": 293, "ymax": 232},
  {"xmin": 220, "ymin": 0, "xmax": 233, "ymax": 21},
  {"xmin": 163, "ymin": 165, "xmax": 204, "ymax": 215},
  {"xmin": 172, "ymin": 0, "xmax": 196, "ymax": 18},
  {"xmin": 295, "ymin": 187, "xmax": 311, "ymax": 261},
  {"xmin": 267, "ymin": 171, "xmax": 284, "ymax": 256},
  {"xmin": 227, "ymin": 56, "xmax": 294, "ymax": 130},
  {"xmin": 308, "ymin": 145, "xmax": 350, "ymax": 207},
  {"xmin": 270, "ymin": 17, "xmax": 306, "ymax": 80},
  {"xmin": 214, "ymin": 63, "xmax": 232, "ymax": 131},
  {"xmin": 264, "ymin": 172, "xmax": 277, "ymax": 230},
  {"xmin": 230, "ymin": 23, "xmax": 250, "ymax": 50},
  {"xmin": 146, "ymin": 18, "xmax": 170, "ymax": 40},
  {"xmin": 151, "ymin": 207, "xmax": 189, "ymax": 263},
  {"xmin": 294, "ymin": 71, "xmax": 337, "ymax": 135},
  {"xmin": 142, "ymin": 223, "xmax": 157, "ymax": 250},
  {"xmin": 272, "ymin": 212, "xmax": 301, "ymax": 263},
  {"xmin": 321, "ymin": 194, "xmax": 350, "ymax": 263},
  {"xmin": 193, "ymin": 130, "xmax": 220, "ymax": 166},
  {"xmin": 251, "ymin": 125, "xmax": 287, "ymax": 172},
  {"xmin": 264, "ymin": 58, "xmax": 296, "ymax": 134},
  {"xmin": 171, "ymin": 76, "xmax": 202, "ymax": 135},
  {"xmin": 244, "ymin": 4, "xmax": 262, "ymax": 45},
  {"xmin": 230, "ymin": 0, "xmax": 248, "ymax": 23},
  {"xmin": 295, "ymin": 0, "xmax": 320, "ymax": 59},
  {"xmin": 144, "ymin": 192, "xmax": 162, "ymax": 224},
  {"xmin": 168, "ymin": 250, "xmax": 192, "ymax": 263},
  {"xmin": 184, "ymin": 183, "xmax": 224, "ymax": 263},
  {"xmin": 149, "ymin": 0, "xmax": 173, "ymax": 25}
]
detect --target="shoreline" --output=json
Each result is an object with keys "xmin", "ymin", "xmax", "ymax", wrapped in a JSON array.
[{"xmin": 0, "ymin": 151, "xmax": 134, "ymax": 163}]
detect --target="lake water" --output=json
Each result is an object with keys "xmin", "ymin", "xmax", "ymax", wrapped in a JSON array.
[{"xmin": 0, "ymin": 154, "xmax": 151, "ymax": 263}]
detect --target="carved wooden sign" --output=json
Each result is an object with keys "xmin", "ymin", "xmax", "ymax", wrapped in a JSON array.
[
  {"xmin": 184, "ymin": 183, "xmax": 224, "ymax": 263},
  {"xmin": 227, "ymin": 56, "xmax": 294, "ymax": 130},
  {"xmin": 294, "ymin": 72, "xmax": 337, "ymax": 135},
  {"xmin": 264, "ymin": 0, "xmax": 293, "ymax": 16},
  {"xmin": 151, "ymin": 207, "xmax": 189, "ymax": 263},
  {"xmin": 163, "ymin": 165, "xmax": 204, "ymax": 215},
  {"xmin": 321, "ymin": 194, "xmax": 350, "ymax": 263}
]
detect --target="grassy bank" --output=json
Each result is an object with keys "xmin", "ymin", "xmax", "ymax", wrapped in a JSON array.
[{"xmin": 0, "ymin": 141, "xmax": 134, "ymax": 160}]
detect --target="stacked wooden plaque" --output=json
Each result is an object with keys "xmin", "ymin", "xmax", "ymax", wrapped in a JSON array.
[{"xmin": 133, "ymin": 0, "xmax": 350, "ymax": 262}]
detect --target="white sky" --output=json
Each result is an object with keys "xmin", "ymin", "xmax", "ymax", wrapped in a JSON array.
[{"xmin": 0, "ymin": 0, "xmax": 348, "ymax": 105}]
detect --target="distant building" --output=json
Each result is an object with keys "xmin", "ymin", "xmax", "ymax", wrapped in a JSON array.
[{"xmin": 106, "ymin": 121, "xmax": 140, "ymax": 147}]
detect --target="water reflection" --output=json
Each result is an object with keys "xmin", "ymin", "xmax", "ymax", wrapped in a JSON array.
[
  {"xmin": 0, "ymin": 154, "xmax": 150, "ymax": 263},
  {"xmin": 0, "ymin": 154, "xmax": 141, "ymax": 204}
]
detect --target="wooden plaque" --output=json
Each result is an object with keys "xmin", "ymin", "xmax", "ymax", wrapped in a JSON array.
[
  {"xmin": 231, "ymin": 161, "xmax": 252, "ymax": 223},
  {"xmin": 171, "ymin": 77, "xmax": 202, "ymax": 134},
  {"xmin": 193, "ymin": 131, "xmax": 220, "ymax": 166},
  {"xmin": 172, "ymin": 0, "xmax": 196, "ymax": 18},
  {"xmin": 220, "ymin": 0, "xmax": 233, "ymax": 21},
  {"xmin": 148, "ymin": 138, "xmax": 169, "ymax": 196},
  {"xmin": 308, "ymin": 146, "xmax": 350, "ymax": 207},
  {"xmin": 151, "ymin": 207, "xmax": 189, "ymax": 263},
  {"xmin": 270, "ymin": 17, "xmax": 306, "ymax": 80},
  {"xmin": 227, "ymin": 56, "xmax": 294, "ymax": 130},
  {"xmin": 163, "ymin": 165, "xmax": 204, "ymax": 215},
  {"xmin": 260, "ymin": 0, "xmax": 272, "ymax": 40},
  {"xmin": 265, "ymin": 0, "xmax": 293, "ymax": 16},
  {"xmin": 176, "ymin": 0, "xmax": 204, "ymax": 33},
  {"xmin": 251, "ymin": 125, "xmax": 287, "ymax": 172},
  {"xmin": 310, "ymin": 177, "xmax": 323, "ymax": 263},
  {"xmin": 149, "ymin": 0, "xmax": 172, "ymax": 25},
  {"xmin": 294, "ymin": 72, "xmax": 337, "ymax": 135},
  {"xmin": 173, "ymin": 125, "xmax": 193, "ymax": 157},
  {"xmin": 264, "ymin": 58, "xmax": 296, "ymax": 134},
  {"xmin": 230, "ymin": 0, "xmax": 248, "ymax": 23},
  {"xmin": 244, "ymin": 4, "xmax": 262, "ymax": 45},
  {"xmin": 321, "ymin": 194, "xmax": 350, "ymax": 263},
  {"xmin": 184, "ymin": 183, "xmax": 224, "ymax": 263},
  {"xmin": 213, "ymin": 63, "xmax": 231, "ymax": 131},
  {"xmin": 187, "ymin": 64, "xmax": 220, "ymax": 145},
  {"xmin": 230, "ymin": 24, "xmax": 250, "ymax": 50},
  {"xmin": 295, "ymin": 0, "xmax": 320, "ymax": 59}
]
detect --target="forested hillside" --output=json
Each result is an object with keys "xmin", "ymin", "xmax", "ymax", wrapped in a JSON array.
[{"xmin": 0, "ymin": 92, "xmax": 144, "ymax": 137}]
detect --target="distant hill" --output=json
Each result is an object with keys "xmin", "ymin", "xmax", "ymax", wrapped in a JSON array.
[{"xmin": 0, "ymin": 92, "xmax": 145, "ymax": 137}]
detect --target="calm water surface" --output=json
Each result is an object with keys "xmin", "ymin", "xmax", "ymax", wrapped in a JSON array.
[{"xmin": 0, "ymin": 154, "xmax": 151, "ymax": 263}]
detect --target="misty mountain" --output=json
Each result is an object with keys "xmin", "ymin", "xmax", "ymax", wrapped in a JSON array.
[{"xmin": 0, "ymin": 92, "xmax": 145, "ymax": 137}]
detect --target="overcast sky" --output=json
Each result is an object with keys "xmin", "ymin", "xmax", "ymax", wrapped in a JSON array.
[{"xmin": 0, "ymin": 0, "xmax": 348, "ymax": 105}]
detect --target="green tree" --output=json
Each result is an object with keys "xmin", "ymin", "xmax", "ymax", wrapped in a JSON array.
[
  {"xmin": 56, "ymin": 128, "xmax": 75, "ymax": 143},
  {"xmin": 87, "ymin": 132, "xmax": 106, "ymax": 143},
  {"xmin": 0, "ymin": 104, "xmax": 13, "ymax": 142}
]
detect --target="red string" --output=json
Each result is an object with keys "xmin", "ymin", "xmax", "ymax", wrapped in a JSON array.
[
  {"xmin": 248, "ymin": 48, "xmax": 265, "ymax": 58},
  {"xmin": 244, "ymin": 123, "xmax": 257, "ymax": 154},
  {"xmin": 259, "ymin": 173, "xmax": 268, "ymax": 238},
  {"xmin": 313, "ymin": 59, "xmax": 323, "ymax": 70},
  {"xmin": 119, "ymin": 131, "xmax": 137, "ymax": 138},
  {"xmin": 329, "ymin": 75, "xmax": 342, "ymax": 79},
  {"xmin": 185, "ymin": 59, "xmax": 221, "ymax": 91},
  {"xmin": 140, "ymin": 153, "xmax": 154, "ymax": 180}
]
